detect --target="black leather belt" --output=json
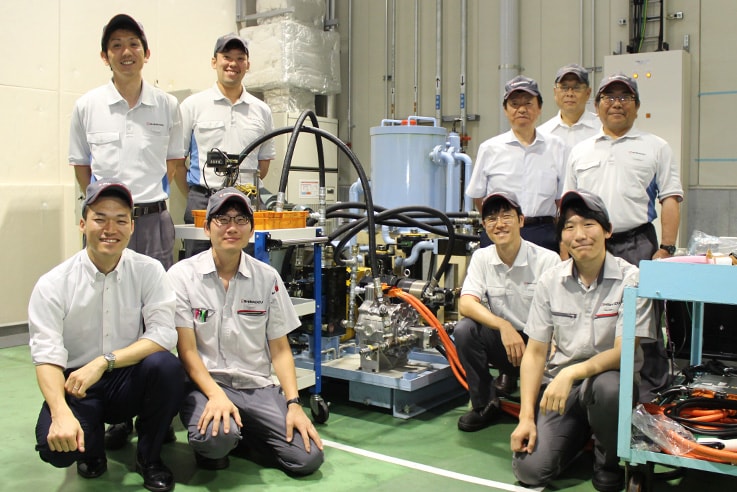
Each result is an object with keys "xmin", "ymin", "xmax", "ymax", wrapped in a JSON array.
[
  {"xmin": 189, "ymin": 185, "xmax": 217, "ymax": 196},
  {"xmin": 133, "ymin": 200, "xmax": 167, "ymax": 218},
  {"xmin": 524, "ymin": 215, "xmax": 555, "ymax": 226},
  {"xmin": 609, "ymin": 222, "xmax": 653, "ymax": 243}
]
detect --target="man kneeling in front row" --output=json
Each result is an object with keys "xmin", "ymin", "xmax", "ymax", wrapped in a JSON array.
[
  {"xmin": 29, "ymin": 179, "xmax": 184, "ymax": 492},
  {"xmin": 168, "ymin": 187, "xmax": 324, "ymax": 475},
  {"xmin": 511, "ymin": 190, "xmax": 655, "ymax": 492}
]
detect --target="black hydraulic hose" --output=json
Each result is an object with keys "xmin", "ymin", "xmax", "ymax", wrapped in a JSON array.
[
  {"xmin": 281, "ymin": 110, "xmax": 326, "ymax": 193},
  {"xmin": 327, "ymin": 209, "xmax": 477, "ymax": 245},
  {"xmin": 238, "ymin": 125, "xmax": 380, "ymax": 279},
  {"xmin": 331, "ymin": 206, "xmax": 456, "ymax": 288}
]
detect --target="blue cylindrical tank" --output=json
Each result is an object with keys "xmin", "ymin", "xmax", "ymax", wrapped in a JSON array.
[{"xmin": 370, "ymin": 117, "xmax": 447, "ymax": 210}]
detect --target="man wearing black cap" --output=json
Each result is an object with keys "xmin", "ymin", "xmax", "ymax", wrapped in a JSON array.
[
  {"xmin": 454, "ymin": 191, "xmax": 559, "ymax": 432},
  {"xmin": 173, "ymin": 33, "xmax": 275, "ymax": 258},
  {"xmin": 168, "ymin": 188, "xmax": 323, "ymax": 475},
  {"xmin": 538, "ymin": 64, "xmax": 601, "ymax": 148},
  {"xmin": 511, "ymin": 190, "xmax": 655, "ymax": 492},
  {"xmin": 28, "ymin": 178, "xmax": 184, "ymax": 492},
  {"xmin": 564, "ymin": 72, "xmax": 683, "ymax": 402},
  {"xmin": 69, "ymin": 13, "xmax": 184, "ymax": 270},
  {"xmin": 466, "ymin": 75, "xmax": 568, "ymax": 252}
]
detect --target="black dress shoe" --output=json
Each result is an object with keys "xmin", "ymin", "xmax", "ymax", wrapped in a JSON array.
[
  {"xmin": 136, "ymin": 456, "xmax": 175, "ymax": 492},
  {"xmin": 592, "ymin": 465, "xmax": 625, "ymax": 492},
  {"xmin": 104, "ymin": 420, "xmax": 133, "ymax": 450},
  {"xmin": 195, "ymin": 451, "xmax": 230, "ymax": 470},
  {"xmin": 77, "ymin": 456, "xmax": 108, "ymax": 479},
  {"xmin": 493, "ymin": 373, "xmax": 518, "ymax": 396},
  {"xmin": 457, "ymin": 398, "xmax": 501, "ymax": 432}
]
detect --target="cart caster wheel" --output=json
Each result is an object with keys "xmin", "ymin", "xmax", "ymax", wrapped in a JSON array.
[
  {"xmin": 310, "ymin": 395, "xmax": 330, "ymax": 423},
  {"xmin": 627, "ymin": 471, "xmax": 644, "ymax": 492}
]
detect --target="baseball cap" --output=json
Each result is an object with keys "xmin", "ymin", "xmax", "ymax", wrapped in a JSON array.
[
  {"xmin": 481, "ymin": 191, "xmax": 522, "ymax": 217},
  {"xmin": 214, "ymin": 33, "xmax": 249, "ymax": 56},
  {"xmin": 559, "ymin": 189, "xmax": 610, "ymax": 223},
  {"xmin": 206, "ymin": 187, "xmax": 253, "ymax": 220},
  {"xmin": 503, "ymin": 76, "xmax": 541, "ymax": 101},
  {"xmin": 554, "ymin": 64, "xmax": 589, "ymax": 85},
  {"xmin": 82, "ymin": 178, "xmax": 133, "ymax": 213},
  {"xmin": 101, "ymin": 14, "xmax": 148, "ymax": 53},
  {"xmin": 597, "ymin": 73, "xmax": 639, "ymax": 99}
]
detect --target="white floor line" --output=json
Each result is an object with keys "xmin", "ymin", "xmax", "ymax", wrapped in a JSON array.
[{"xmin": 322, "ymin": 439, "xmax": 544, "ymax": 492}]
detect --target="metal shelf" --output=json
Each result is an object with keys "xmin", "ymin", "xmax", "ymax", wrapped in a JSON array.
[{"xmin": 618, "ymin": 260, "xmax": 737, "ymax": 480}]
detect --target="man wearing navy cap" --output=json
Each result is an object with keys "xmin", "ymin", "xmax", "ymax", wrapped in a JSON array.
[
  {"xmin": 168, "ymin": 188, "xmax": 323, "ymax": 475},
  {"xmin": 563, "ymin": 72, "xmax": 683, "ymax": 402},
  {"xmin": 455, "ymin": 191, "xmax": 559, "ymax": 431},
  {"xmin": 69, "ymin": 14, "xmax": 184, "ymax": 270},
  {"xmin": 28, "ymin": 178, "xmax": 184, "ymax": 492},
  {"xmin": 466, "ymin": 75, "xmax": 568, "ymax": 252},
  {"xmin": 538, "ymin": 64, "xmax": 601, "ymax": 148},
  {"xmin": 173, "ymin": 33, "xmax": 276, "ymax": 258},
  {"xmin": 511, "ymin": 190, "xmax": 655, "ymax": 491}
]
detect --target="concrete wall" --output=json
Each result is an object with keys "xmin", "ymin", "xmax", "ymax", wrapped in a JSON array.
[{"xmin": 0, "ymin": 0, "xmax": 236, "ymax": 326}]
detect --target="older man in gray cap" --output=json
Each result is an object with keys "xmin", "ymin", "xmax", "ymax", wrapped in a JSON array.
[
  {"xmin": 173, "ymin": 32, "xmax": 276, "ymax": 258},
  {"xmin": 466, "ymin": 75, "xmax": 569, "ymax": 252},
  {"xmin": 538, "ymin": 63, "xmax": 601, "ymax": 148},
  {"xmin": 563, "ymin": 73, "xmax": 683, "ymax": 402}
]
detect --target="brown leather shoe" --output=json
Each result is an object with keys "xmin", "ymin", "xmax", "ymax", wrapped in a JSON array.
[{"xmin": 493, "ymin": 373, "xmax": 517, "ymax": 396}]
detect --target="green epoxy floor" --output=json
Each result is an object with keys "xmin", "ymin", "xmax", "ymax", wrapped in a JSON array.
[{"xmin": 3, "ymin": 344, "xmax": 736, "ymax": 491}]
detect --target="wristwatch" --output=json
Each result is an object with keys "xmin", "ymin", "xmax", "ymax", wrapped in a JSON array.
[
  {"xmin": 659, "ymin": 244, "xmax": 676, "ymax": 255},
  {"xmin": 103, "ymin": 352, "xmax": 116, "ymax": 372},
  {"xmin": 286, "ymin": 397, "xmax": 302, "ymax": 408}
]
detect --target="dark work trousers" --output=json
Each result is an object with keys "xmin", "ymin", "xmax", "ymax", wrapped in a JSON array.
[
  {"xmin": 184, "ymin": 187, "xmax": 213, "ymax": 258},
  {"xmin": 454, "ymin": 317, "xmax": 526, "ymax": 409},
  {"xmin": 607, "ymin": 222, "xmax": 670, "ymax": 403},
  {"xmin": 480, "ymin": 222, "xmax": 558, "ymax": 253},
  {"xmin": 513, "ymin": 371, "xmax": 631, "ymax": 486},
  {"xmin": 35, "ymin": 351, "xmax": 185, "ymax": 467},
  {"xmin": 128, "ymin": 210, "xmax": 175, "ymax": 270}
]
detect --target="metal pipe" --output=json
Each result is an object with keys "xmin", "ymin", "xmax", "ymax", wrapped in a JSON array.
[
  {"xmin": 435, "ymin": 0, "xmax": 442, "ymax": 122},
  {"xmin": 460, "ymin": 0, "xmax": 467, "ymax": 143},
  {"xmin": 591, "ymin": 0, "xmax": 596, "ymax": 88},
  {"xmin": 579, "ymin": 0, "xmax": 584, "ymax": 65},
  {"xmin": 499, "ymin": 0, "xmax": 519, "ymax": 132},
  {"xmin": 390, "ymin": 0, "xmax": 396, "ymax": 119},
  {"xmin": 347, "ymin": 0, "xmax": 353, "ymax": 146},
  {"xmin": 414, "ymin": 0, "xmax": 419, "ymax": 115}
]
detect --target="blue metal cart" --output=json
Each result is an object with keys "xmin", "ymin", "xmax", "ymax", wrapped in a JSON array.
[{"xmin": 619, "ymin": 260, "xmax": 737, "ymax": 491}]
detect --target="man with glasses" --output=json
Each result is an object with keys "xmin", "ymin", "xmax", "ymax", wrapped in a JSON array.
[
  {"xmin": 538, "ymin": 64, "xmax": 601, "ymax": 148},
  {"xmin": 168, "ymin": 188, "xmax": 324, "ymax": 475},
  {"xmin": 455, "ymin": 191, "xmax": 559, "ymax": 432},
  {"xmin": 563, "ymin": 73, "xmax": 683, "ymax": 402},
  {"xmin": 466, "ymin": 76, "xmax": 568, "ymax": 252}
]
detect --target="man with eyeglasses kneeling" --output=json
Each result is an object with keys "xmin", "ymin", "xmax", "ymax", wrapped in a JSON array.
[
  {"xmin": 563, "ymin": 73, "xmax": 683, "ymax": 404},
  {"xmin": 168, "ymin": 188, "xmax": 324, "ymax": 475},
  {"xmin": 455, "ymin": 191, "xmax": 560, "ymax": 431}
]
